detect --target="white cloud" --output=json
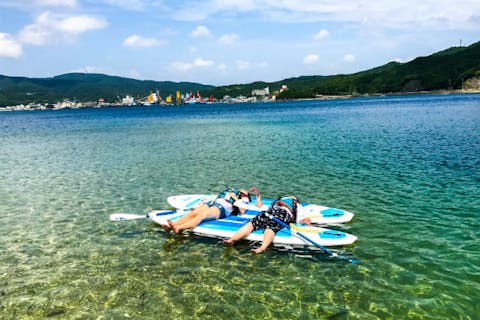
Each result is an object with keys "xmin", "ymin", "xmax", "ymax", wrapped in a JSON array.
[
  {"xmin": 191, "ymin": 25, "xmax": 212, "ymax": 38},
  {"xmin": 123, "ymin": 35, "xmax": 164, "ymax": 47},
  {"xmin": 169, "ymin": 57, "xmax": 215, "ymax": 72},
  {"xmin": 18, "ymin": 24, "xmax": 49, "ymax": 45},
  {"xmin": 217, "ymin": 63, "xmax": 227, "ymax": 71},
  {"xmin": 125, "ymin": 68, "xmax": 142, "ymax": 79},
  {"xmin": 313, "ymin": 29, "xmax": 329, "ymax": 40},
  {"xmin": 170, "ymin": 62, "xmax": 192, "ymax": 72},
  {"xmin": 71, "ymin": 65, "xmax": 108, "ymax": 74},
  {"xmin": 343, "ymin": 53, "xmax": 356, "ymax": 62},
  {"xmin": 35, "ymin": 0, "xmax": 77, "ymax": 7},
  {"xmin": 303, "ymin": 54, "xmax": 319, "ymax": 64},
  {"xmin": 18, "ymin": 12, "xmax": 108, "ymax": 46},
  {"xmin": 235, "ymin": 60, "xmax": 268, "ymax": 71},
  {"xmin": 391, "ymin": 56, "xmax": 415, "ymax": 63},
  {"xmin": 193, "ymin": 57, "xmax": 214, "ymax": 67},
  {"xmin": 218, "ymin": 33, "xmax": 238, "ymax": 45},
  {"xmin": 0, "ymin": 33, "xmax": 22, "ymax": 58},
  {"xmin": 56, "ymin": 15, "xmax": 108, "ymax": 34},
  {"xmin": 0, "ymin": 0, "xmax": 77, "ymax": 8},
  {"xmin": 96, "ymin": 0, "xmax": 148, "ymax": 11},
  {"xmin": 171, "ymin": 1, "xmax": 480, "ymax": 30},
  {"xmin": 236, "ymin": 60, "xmax": 250, "ymax": 70}
]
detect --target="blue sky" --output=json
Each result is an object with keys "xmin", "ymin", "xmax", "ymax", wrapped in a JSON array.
[{"xmin": 1, "ymin": 0, "xmax": 479, "ymax": 86}]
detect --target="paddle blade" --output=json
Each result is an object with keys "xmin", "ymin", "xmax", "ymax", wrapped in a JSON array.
[{"xmin": 109, "ymin": 213, "xmax": 147, "ymax": 221}]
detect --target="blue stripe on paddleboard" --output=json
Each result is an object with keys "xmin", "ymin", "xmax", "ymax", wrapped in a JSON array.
[
  {"xmin": 151, "ymin": 210, "xmax": 177, "ymax": 217},
  {"xmin": 223, "ymin": 216, "xmax": 252, "ymax": 223},
  {"xmin": 201, "ymin": 216, "xmax": 345, "ymax": 239},
  {"xmin": 170, "ymin": 214, "xmax": 188, "ymax": 221},
  {"xmin": 202, "ymin": 218, "xmax": 293, "ymax": 238},
  {"xmin": 201, "ymin": 219, "xmax": 247, "ymax": 229},
  {"xmin": 185, "ymin": 198, "xmax": 203, "ymax": 209},
  {"xmin": 199, "ymin": 221, "xmax": 243, "ymax": 233},
  {"xmin": 251, "ymin": 229, "xmax": 291, "ymax": 237},
  {"xmin": 319, "ymin": 230, "xmax": 346, "ymax": 239},
  {"xmin": 320, "ymin": 208, "xmax": 345, "ymax": 217}
]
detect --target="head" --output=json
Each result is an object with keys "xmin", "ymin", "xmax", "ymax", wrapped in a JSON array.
[
  {"xmin": 278, "ymin": 196, "xmax": 299, "ymax": 213},
  {"xmin": 238, "ymin": 189, "xmax": 251, "ymax": 201}
]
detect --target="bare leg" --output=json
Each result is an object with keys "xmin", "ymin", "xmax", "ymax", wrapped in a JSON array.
[
  {"xmin": 171, "ymin": 204, "xmax": 207, "ymax": 225},
  {"xmin": 172, "ymin": 206, "xmax": 220, "ymax": 234},
  {"xmin": 223, "ymin": 222, "xmax": 254, "ymax": 245},
  {"xmin": 252, "ymin": 228, "xmax": 275, "ymax": 254}
]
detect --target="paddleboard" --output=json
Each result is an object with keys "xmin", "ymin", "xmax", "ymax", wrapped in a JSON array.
[
  {"xmin": 167, "ymin": 194, "xmax": 354, "ymax": 224},
  {"xmin": 167, "ymin": 194, "xmax": 216, "ymax": 210},
  {"xmin": 148, "ymin": 210, "xmax": 357, "ymax": 249}
]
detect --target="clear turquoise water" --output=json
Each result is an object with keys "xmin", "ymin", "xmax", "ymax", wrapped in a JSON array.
[{"xmin": 0, "ymin": 94, "xmax": 479, "ymax": 319}]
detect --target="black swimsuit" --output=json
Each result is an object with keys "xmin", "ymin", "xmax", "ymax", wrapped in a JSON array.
[{"xmin": 251, "ymin": 205, "xmax": 295, "ymax": 233}]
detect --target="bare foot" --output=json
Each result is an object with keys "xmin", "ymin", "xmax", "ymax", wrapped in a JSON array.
[
  {"xmin": 168, "ymin": 220, "xmax": 180, "ymax": 234},
  {"xmin": 162, "ymin": 223, "xmax": 172, "ymax": 232},
  {"xmin": 223, "ymin": 239, "xmax": 234, "ymax": 246},
  {"xmin": 251, "ymin": 247, "xmax": 265, "ymax": 254}
]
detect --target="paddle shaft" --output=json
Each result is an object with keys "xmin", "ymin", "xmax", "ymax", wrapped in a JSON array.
[
  {"xmin": 110, "ymin": 210, "xmax": 177, "ymax": 221},
  {"xmin": 267, "ymin": 212, "xmax": 358, "ymax": 263},
  {"xmin": 263, "ymin": 212, "xmax": 334, "ymax": 255}
]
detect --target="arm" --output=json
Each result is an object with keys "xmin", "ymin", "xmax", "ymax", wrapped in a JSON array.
[
  {"xmin": 297, "ymin": 205, "xmax": 312, "ymax": 225},
  {"xmin": 250, "ymin": 187, "xmax": 263, "ymax": 208},
  {"xmin": 298, "ymin": 217, "xmax": 312, "ymax": 226}
]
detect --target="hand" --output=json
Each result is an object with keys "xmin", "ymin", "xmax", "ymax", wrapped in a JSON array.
[
  {"xmin": 250, "ymin": 187, "xmax": 259, "ymax": 196},
  {"xmin": 302, "ymin": 218, "xmax": 312, "ymax": 226}
]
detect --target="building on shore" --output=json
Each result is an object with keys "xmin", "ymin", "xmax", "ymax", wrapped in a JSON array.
[
  {"xmin": 251, "ymin": 87, "xmax": 270, "ymax": 96},
  {"xmin": 121, "ymin": 95, "xmax": 135, "ymax": 106}
]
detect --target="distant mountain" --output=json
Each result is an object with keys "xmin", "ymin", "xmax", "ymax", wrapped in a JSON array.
[
  {"xmin": 0, "ymin": 73, "xmax": 213, "ymax": 106},
  {"xmin": 204, "ymin": 41, "xmax": 480, "ymax": 99},
  {"xmin": 1, "ymin": 41, "xmax": 479, "ymax": 106}
]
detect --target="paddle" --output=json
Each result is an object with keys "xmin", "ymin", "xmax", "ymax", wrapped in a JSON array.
[
  {"xmin": 110, "ymin": 213, "xmax": 148, "ymax": 221},
  {"xmin": 109, "ymin": 210, "xmax": 177, "ymax": 221},
  {"xmin": 263, "ymin": 211, "xmax": 358, "ymax": 264}
]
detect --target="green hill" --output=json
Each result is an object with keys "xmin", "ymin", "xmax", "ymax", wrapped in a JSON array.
[
  {"xmin": 204, "ymin": 41, "xmax": 480, "ymax": 99},
  {"xmin": 1, "ymin": 41, "xmax": 479, "ymax": 106},
  {"xmin": 0, "ymin": 73, "xmax": 213, "ymax": 106}
]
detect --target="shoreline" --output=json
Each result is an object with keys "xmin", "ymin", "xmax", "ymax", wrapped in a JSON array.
[
  {"xmin": 291, "ymin": 89, "xmax": 480, "ymax": 102},
  {"xmin": 1, "ymin": 89, "xmax": 479, "ymax": 112}
]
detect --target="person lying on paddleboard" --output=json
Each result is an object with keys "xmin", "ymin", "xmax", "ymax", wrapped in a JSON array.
[
  {"xmin": 164, "ymin": 188, "xmax": 252, "ymax": 234},
  {"xmin": 223, "ymin": 189, "xmax": 312, "ymax": 254}
]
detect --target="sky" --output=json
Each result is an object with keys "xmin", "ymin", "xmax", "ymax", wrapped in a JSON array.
[{"xmin": 0, "ymin": 0, "xmax": 479, "ymax": 86}]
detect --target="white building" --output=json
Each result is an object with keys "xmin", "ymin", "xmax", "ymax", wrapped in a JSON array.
[
  {"xmin": 251, "ymin": 87, "xmax": 270, "ymax": 96},
  {"xmin": 122, "ymin": 95, "xmax": 135, "ymax": 105}
]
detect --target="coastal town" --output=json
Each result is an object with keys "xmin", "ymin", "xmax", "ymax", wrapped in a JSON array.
[
  {"xmin": 0, "ymin": 85, "xmax": 286, "ymax": 112},
  {"xmin": 2, "ymin": 81, "xmax": 479, "ymax": 112}
]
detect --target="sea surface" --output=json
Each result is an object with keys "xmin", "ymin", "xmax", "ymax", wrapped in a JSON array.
[{"xmin": 0, "ymin": 94, "xmax": 479, "ymax": 319}]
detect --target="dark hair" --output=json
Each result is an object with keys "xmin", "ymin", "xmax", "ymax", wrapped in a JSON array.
[{"xmin": 231, "ymin": 190, "xmax": 251, "ymax": 216}]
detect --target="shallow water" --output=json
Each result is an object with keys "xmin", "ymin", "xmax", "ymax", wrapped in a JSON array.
[{"xmin": 0, "ymin": 94, "xmax": 479, "ymax": 319}]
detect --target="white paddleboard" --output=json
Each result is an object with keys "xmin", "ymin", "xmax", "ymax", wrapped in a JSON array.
[
  {"xmin": 167, "ymin": 194, "xmax": 216, "ymax": 210},
  {"xmin": 148, "ymin": 210, "xmax": 357, "ymax": 248},
  {"xmin": 167, "ymin": 194, "xmax": 355, "ymax": 224}
]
